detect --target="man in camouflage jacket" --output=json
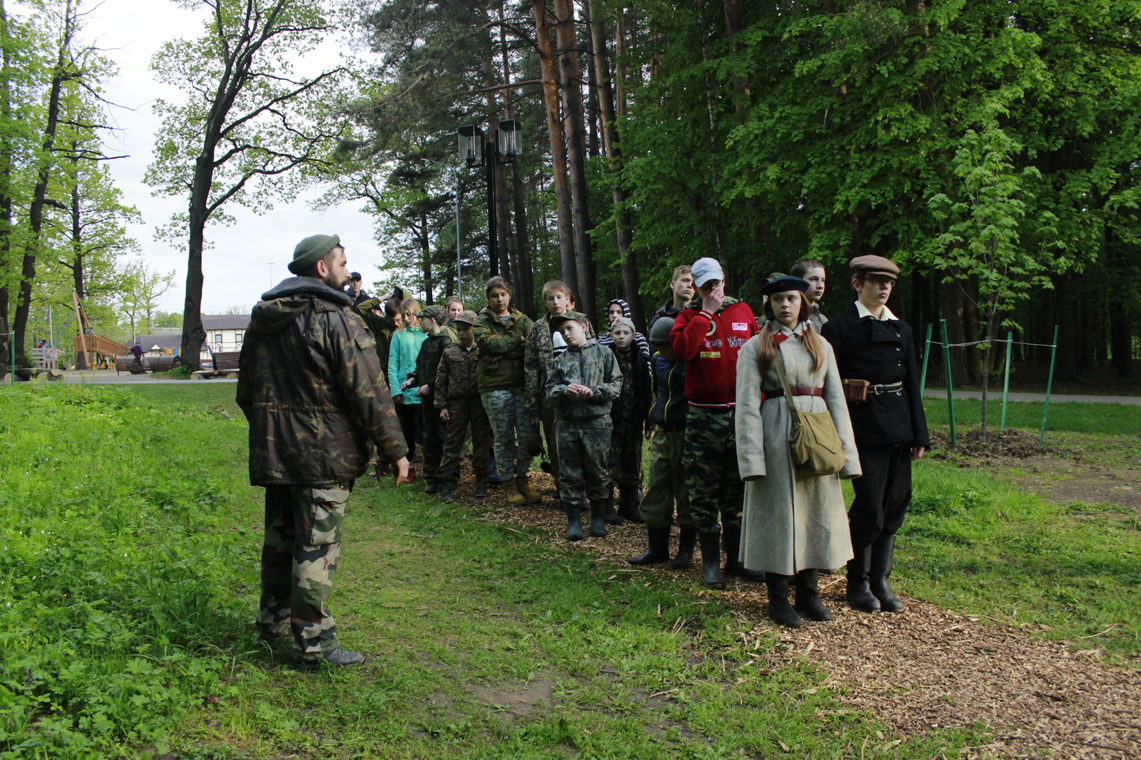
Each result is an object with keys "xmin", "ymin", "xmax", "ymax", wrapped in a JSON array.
[{"xmin": 237, "ymin": 234, "xmax": 409, "ymax": 669}]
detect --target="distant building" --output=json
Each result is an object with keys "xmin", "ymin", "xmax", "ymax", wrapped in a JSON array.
[{"xmin": 135, "ymin": 314, "xmax": 251, "ymax": 365}]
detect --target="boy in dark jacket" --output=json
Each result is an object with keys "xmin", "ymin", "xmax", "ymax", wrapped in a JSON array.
[
  {"xmin": 605, "ymin": 317, "xmax": 652, "ymax": 524},
  {"xmin": 545, "ymin": 311, "xmax": 623, "ymax": 541},
  {"xmin": 628, "ymin": 317, "xmax": 694, "ymax": 568},
  {"xmin": 405, "ymin": 306, "xmax": 458, "ymax": 494},
  {"xmin": 435, "ymin": 310, "xmax": 491, "ymax": 503}
]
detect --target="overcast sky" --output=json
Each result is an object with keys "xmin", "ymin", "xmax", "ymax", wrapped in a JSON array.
[{"xmin": 85, "ymin": 0, "xmax": 382, "ymax": 315}]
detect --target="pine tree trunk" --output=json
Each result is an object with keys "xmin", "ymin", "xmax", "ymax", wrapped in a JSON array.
[
  {"xmin": 531, "ymin": 0, "xmax": 576, "ymax": 299},
  {"xmin": 553, "ymin": 0, "xmax": 596, "ymax": 321}
]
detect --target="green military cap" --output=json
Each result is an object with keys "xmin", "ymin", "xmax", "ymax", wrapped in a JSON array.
[
  {"xmin": 453, "ymin": 310, "xmax": 479, "ymax": 326},
  {"xmin": 416, "ymin": 305, "xmax": 448, "ymax": 324},
  {"xmin": 288, "ymin": 234, "xmax": 341, "ymax": 274},
  {"xmin": 549, "ymin": 310, "xmax": 588, "ymax": 328}
]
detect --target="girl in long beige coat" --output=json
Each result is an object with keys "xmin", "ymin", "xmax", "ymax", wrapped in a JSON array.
[{"xmin": 736, "ymin": 277, "xmax": 861, "ymax": 627}]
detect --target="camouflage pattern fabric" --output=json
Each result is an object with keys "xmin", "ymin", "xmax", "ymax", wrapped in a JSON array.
[
  {"xmin": 437, "ymin": 397, "xmax": 492, "ymax": 487},
  {"xmin": 258, "ymin": 483, "xmax": 351, "ymax": 658},
  {"xmin": 481, "ymin": 389, "xmax": 534, "ymax": 481},
  {"xmin": 236, "ymin": 276, "xmax": 408, "ymax": 486},
  {"xmin": 639, "ymin": 428, "xmax": 692, "ymax": 528},
  {"xmin": 473, "ymin": 308, "xmax": 533, "ymax": 391},
  {"xmin": 682, "ymin": 406, "xmax": 744, "ymax": 534},
  {"xmin": 555, "ymin": 420, "xmax": 612, "ymax": 510},
  {"xmin": 539, "ymin": 408, "xmax": 560, "ymax": 488},
  {"xmin": 543, "ymin": 339, "xmax": 623, "ymax": 421},
  {"xmin": 434, "ymin": 343, "xmax": 480, "ymax": 406},
  {"xmin": 524, "ymin": 313, "xmax": 596, "ymax": 419},
  {"xmin": 354, "ymin": 300, "xmax": 396, "ymax": 383}
]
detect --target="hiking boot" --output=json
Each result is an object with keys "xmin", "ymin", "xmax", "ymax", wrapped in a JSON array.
[
  {"xmin": 671, "ymin": 525, "xmax": 697, "ymax": 569},
  {"xmin": 516, "ymin": 475, "xmax": 542, "ymax": 504},
  {"xmin": 766, "ymin": 573, "xmax": 804, "ymax": 628},
  {"xmin": 628, "ymin": 526, "xmax": 670, "ymax": 565},
  {"xmin": 588, "ymin": 499, "xmax": 609, "ymax": 537},
  {"xmin": 697, "ymin": 530, "xmax": 726, "ymax": 589},
  {"xmin": 794, "ymin": 569, "xmax": 834, "ymax": 622},
  {"xmin": 293, "ymin": 647, "xmax": 365, "ymax": 671},
  {"xmin": 503, "ymin": 478, "xmax": 526, "ymax": 506}
]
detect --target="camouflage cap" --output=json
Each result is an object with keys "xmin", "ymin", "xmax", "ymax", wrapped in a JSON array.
[
  {"xmin": 415, "ymin": 305, "xmax": 448, "ymax": 324},
  {"xmin": 549, "ymin": 310, "xmax": 588, "ymax": 328},
  {"xmin": 453, "ymin": 309, "xmax": 479, "ymax": 326}
]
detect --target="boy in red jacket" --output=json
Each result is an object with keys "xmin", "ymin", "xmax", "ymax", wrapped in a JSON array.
[{"xmin": 670, "ymin": 257, "xmax": 762, "ymax": 589}]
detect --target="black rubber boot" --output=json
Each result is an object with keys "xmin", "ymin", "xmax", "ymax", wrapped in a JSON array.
[
  {"xmin": 846, "ymin": 545, "xmax": 881, "ymax": 613},
  {"xmin": 794, "ymin": 569, "xmax": 834, "ymax": 622},
  {"xmin": 766, "ymin": 573, "xmax": 804, "ymax": 628},
  {"xmin": 697, "ymin": 531, "xmax": 726, "ymax": 589},
  {"xmin": 565, "ymin": 504, "xmax": 584, "ymax": 542},
  {"xmin": 628, "ymin": 526, "xmax": 670, "ymax": 565},
  {"xmin": 602, "ymin": 491, "xmax": 623, "ymax": 524},
  {"xmin": 617, "ymin": 487, "xmax": 645, "ymax": 523},
  {"xmin": 424, "ymin": 479, "xmax": 439, "ymax": 495},
  {"xmin": 671, "ymin": 525, "xmax": 697, "ymax": 569},
  {"xmin": 869, "ymin": 535, "xmax": 905, "ymax": 613},
  {"xmin": 722, "ymin": 522, "xmax": 765, "ymax": 582},
  {"xmin": 588, "ymin": 499, "xmax": 609, "ymax": 537}
]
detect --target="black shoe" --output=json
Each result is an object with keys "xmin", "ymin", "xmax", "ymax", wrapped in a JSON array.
[
  {"xmin": 628, "ymin": 526, "xmax": 670, "ymax": 565},
  {"xmin": 424, "ymin": 479, "xmax": 439, "ymax": 495},
  {"xmin": 540, "ymin": 460, "xmax": 553, "ymax": 474},
  {"xmin": 617, "ymin": 488, "xmax": 645, "ymax": 523},
  {"xmin": 766, "ymin": 573, "xmax": 804, "ymax": 628},
  {"xmin": 566, "ymin": 504, "xmax": 584, "ymax": 542},
  {"xmin": 439, "ymin": 487, "xmax": 455, "ymax": 503},
  {"xmin": 474, "ymin": 485, "xmax": 488, "ymax": 498},
  {"xmin": 602, "ymin": 493, "xmax": 623, "ymax": 524},
  {"xmin": 697, "ymin": 531, "xmax": 725, "ymax": 589},
  {"xmin": 794, "ymin": 569, "xmax": 834, "ymax": 622},
  {"xmin": 870, "ymin": 535, "xmax": 905, "ymax": 612},
  {"xmin": 589, "ymin": 499, "xmax": 609, "ymax": 537},
  {"xmin": 294, "ymin": 647, "xmax": 364, "ymax": 670},
  {"xmin": 722, "ymin": 522, "xmax": 765, "ymax": 582},
  {"xmin": 847, "ymin": 547, "xmax": 880, "ymax": 613},
  {"xmin": 671, "ymin": 525, "xmax": 697, "ymax": 569}
]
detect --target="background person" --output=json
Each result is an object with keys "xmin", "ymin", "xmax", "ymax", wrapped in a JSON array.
[
  {"xmin": 390, "ymin": 298, "xmax": 427, "ymax": 481},
  {"xmin": 348, "ymin": 272, "xmax": 369, "ymax": 307},
  {"xmin": 435, "ymin": 310, "xmax": 491, "ymax": 503},
  {"xmin": 821, "ymin": 255, "xmax": 929, "ymax": 615},
  {"xmin": 605, "ymin": 317, "xmax": 651, "ymax": 524},
  {"xmin": 789, "ymin": 258, "xmax": 828, "ymax": 331},
  {"xmin": 735, "ymin": 276, "xmax": 861, "ymax": 628},
  {"xmin": 648, "ymin": 265, "xmax": 694, "ymax": 330},
  {"xmin": 237, "ymin": 233, "xmax": 408, "ymax": 669},
  {"xmin": 599, "ymin": 298, "xmax": 651, "ymax": 361},
  {"xmin": 406, "ymin": 306, "xmax": 457, "ymax": 494}
]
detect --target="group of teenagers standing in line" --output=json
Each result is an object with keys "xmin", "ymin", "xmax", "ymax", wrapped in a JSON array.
[{"xmin": 238, "ymin": 233, "xmax": 929, "ymax": 668}]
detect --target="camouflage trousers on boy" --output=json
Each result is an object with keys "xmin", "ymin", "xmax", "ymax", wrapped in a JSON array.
[
  {"xmin": 640, "ymin": 427, "xmax": 692, "ymax": 528},
  {"xmin": 258, "ymin": 483, "xmax": 351, "ymax": 660},
  {"xmin": 481, "ymin": 389, "xmax": 534, "ymax": 481},
  {"xmin": 438, "ymin": 397, "xmax": 492, "ymax": 486},
  {"xmin": 555, "ymin": 419, "xmax": 612, "ymax": 510},
  {"xmin": 682, "ymin": 406, "xmax": 743, "ymax": 534}
]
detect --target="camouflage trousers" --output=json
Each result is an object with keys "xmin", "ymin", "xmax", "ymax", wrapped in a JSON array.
[
  {"xmin": 683, "ymin": 406, "xmax": 743, "ymax": 534},
  {"xmin": 640, "ymin": 427, "xmax": 693, "ymax": 529},
  {"xmin": 438, "ymin": 397, "xmax": 492, "ymax": 487},
  {"xmin": 608, "ymin": 416, "xmax": 645, "ymax": 491},
  {"xmin": 481, "ymin": 389, "xmax": 534, "ymax": 481},
  {"xmin": 539, "ymin": 409, "xmax": 561, "ymax": 490},
  {"xmin": 555, "ymin": 418, "xmax": 612, "ymax": 510},
  {"xmin": 258, "ymin": 483, "xmax": 351, "ymax": 659}
]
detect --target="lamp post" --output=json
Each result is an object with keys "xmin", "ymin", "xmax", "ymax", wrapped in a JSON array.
[{"xmin": 458, "ymin": 119, "xmax": 522, "ymax": 279}]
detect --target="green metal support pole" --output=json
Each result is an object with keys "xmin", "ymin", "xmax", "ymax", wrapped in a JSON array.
[
  {"xmin": 940, "ymin": 319, "xmax": 956, "ymax": 447},
  {"xmin": 1040, "ymin": 325, "xmax": 1059, "ymax": 446},
  {"xmin": 1000, "ymin": 330, "xmax": 1013, "ymax": 431},
  {"xmin": 919, "ymin": 323, "xmax": 933, "ymax": 394}
]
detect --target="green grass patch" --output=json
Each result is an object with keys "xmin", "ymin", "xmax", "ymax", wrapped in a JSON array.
[
  {"xmin": 2, "ymin": 384, "xmax": 1137, "ymax": 758},
  {"xmin": 921, "ymin": 397, "xmax": 1141, "ymax": 438}
]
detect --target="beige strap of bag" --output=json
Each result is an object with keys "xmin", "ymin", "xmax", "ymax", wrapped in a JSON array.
[{"xmin": 773, "ymin": 352, "xmax": 845, "ymax": 477}]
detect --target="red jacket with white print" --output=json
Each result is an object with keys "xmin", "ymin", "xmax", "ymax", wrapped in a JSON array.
[{"xmin": 669, "ymin": 296, "xmax": 758, "ymax": 408}]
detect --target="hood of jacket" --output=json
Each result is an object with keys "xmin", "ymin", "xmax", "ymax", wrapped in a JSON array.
[
  {"xmin": 607, "ymin": 298, "xmax": 633, "ymax": 320},
  {"xmin": 251, "ymin": 276, "xmax": 352, "ymax": 334}
]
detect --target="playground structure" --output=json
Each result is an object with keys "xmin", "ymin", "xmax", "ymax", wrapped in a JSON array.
[{"xmin": 70, "ymin": 292, "xmax": 128, "ymax": 370}]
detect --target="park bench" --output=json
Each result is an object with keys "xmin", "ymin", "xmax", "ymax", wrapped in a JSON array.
[
  {"xmin": 114, "ymin": 354, "xmax": 182, "ymax": 375},
  {"xmin": 192, "ymin": 351, "xmax": 241, "ymax": 380}
]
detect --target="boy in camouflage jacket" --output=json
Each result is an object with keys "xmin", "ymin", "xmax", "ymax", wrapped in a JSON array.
[
  {"xmin": 544, "ymin": 311, "xmax": 623, "ymax": 541},
  {"xmin": 434, "ymin": 311, "xmax": 491, "ymax": 502}
]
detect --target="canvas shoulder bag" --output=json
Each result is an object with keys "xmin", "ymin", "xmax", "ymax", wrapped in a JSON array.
[{"xmin": 773, "ymin": 352, "xmax": 845, "ymax": 477}]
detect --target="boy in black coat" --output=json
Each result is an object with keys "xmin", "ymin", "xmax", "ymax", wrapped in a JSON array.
[
  {"xmin": 605, "ymin": 316, "xmax": 652, "ymax": 523},
  {"xmin": 820, "ymin": 255, "xmax": 930, "ymax": 615}
]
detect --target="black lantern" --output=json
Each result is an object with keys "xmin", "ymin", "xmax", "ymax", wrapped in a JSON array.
[
  {"xmin": 458, "ymin": 125, "xmax": 484, "ymax": 166},
  {"xmin": 497, "ymin": 119, "xmax": 522, "ymax": 159}
]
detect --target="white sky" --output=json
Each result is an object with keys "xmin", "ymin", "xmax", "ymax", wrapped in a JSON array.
[{"xmin": 85, "ymin": 0, "xmax": 382, "ymax": 315}]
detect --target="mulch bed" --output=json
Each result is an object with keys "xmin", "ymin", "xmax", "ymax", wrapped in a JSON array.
[
  {"xmin": 455, "ymin": 470, "xmax": 1141, "ymax": 759},
  {"xmin": 929, "ymin": 428, "xmax": 1048, "ymax": 461}
]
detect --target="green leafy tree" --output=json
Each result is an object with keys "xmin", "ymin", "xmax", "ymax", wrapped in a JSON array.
[
  {"xmin": 146, "ymin": 0, "xmax": 346, "ymax": 370},
  {"xmin": 117, "ymin": 256, "xmax": 176, "ymax": 342}
]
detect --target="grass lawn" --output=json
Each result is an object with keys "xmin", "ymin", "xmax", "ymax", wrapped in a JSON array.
[{"xmin": 1, "ymin": 384, "xmax": 1137, "ymax": 758}]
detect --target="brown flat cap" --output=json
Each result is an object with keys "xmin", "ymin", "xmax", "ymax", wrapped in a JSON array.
[{"xmin": 849, "ymin": 255, "xmax": 900, "ymax": 280}]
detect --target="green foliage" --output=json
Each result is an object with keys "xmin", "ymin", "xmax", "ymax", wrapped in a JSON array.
[{"xmin": 0, "ymin": 385, "xmax": 251, "ymax": 757}]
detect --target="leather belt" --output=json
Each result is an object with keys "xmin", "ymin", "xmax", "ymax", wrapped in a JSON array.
[
  {"xmin": 870, "ymin": 381, "xmax": 904, "ymax": 395},
  {"xmin": 764, "ymin": 386, "xmax": 823, "ymax": 401}
]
